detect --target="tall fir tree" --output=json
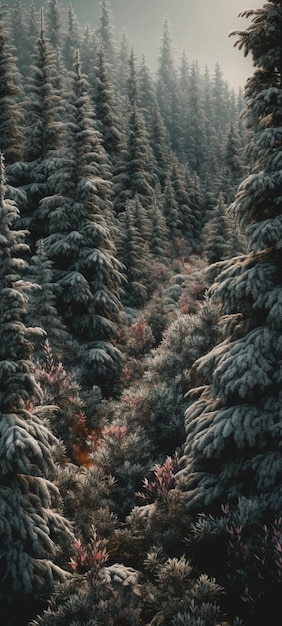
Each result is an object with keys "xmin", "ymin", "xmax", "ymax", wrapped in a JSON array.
[
  {"xmin": 40, "ymin": 53, "xmax": 124, "ymax": 393},
  {"xmin": 156, "ymin": 17, "xmax": 178, "ymax": 149},
  {"xmin": 0, "ymin": 3, "xmax": 25, "ymax": 167},
  {"xmin": 11, "ymin": 17, "xmax": 64, "ymax": 253},
  {"xmin": 180, "ymin": 0, "xmax": 282, "ymax": 518},
  {"xmin": 92, "ymin": 45, "xmax": 123, "ymax": 167},
  {"xmin": 0, "ymin": 154, "xmax": 74, "ymax": 625}
]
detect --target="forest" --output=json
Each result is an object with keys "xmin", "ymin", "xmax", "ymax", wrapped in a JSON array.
[{"xmin": 0, "ymin": 0, "xmax": 282, "ymax": 625}]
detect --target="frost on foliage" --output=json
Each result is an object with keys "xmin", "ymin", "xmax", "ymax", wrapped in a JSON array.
[
  {"xmin": 180, "ymin": 1, "xmax": 282, "ymax": 517},
  {"xmin": 0, "ymin": 155, "xmax": 74, "ymax": 609}
]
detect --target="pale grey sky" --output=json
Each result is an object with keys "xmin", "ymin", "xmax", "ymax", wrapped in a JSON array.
[{"xmin": 18, "ymin": 0, "xmax": 263, "ymax": 90}]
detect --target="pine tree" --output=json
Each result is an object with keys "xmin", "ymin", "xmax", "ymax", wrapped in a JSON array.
[
  {"xmin": 223, "ymin": 121, "xmax": 246, "ymax": 204},
  {"xmin": 113, "ymin": 100, "xmax": 157, "ymax": 215},
  {"xmin": 25, "ymin": 240, "xmax": 69, "ymax": 359},
  {"xmin": 0, "ymin": 4, "xmax": 25, "ymax": 167},
  {"xmin": 62, "ymin": 2, "xmax": 81, "ymax": 72},
  {"xmin": 10, "ymin": 17, "xmax": 64, "ymax": 252},
  {"xmin": 40, "ymin": 54, "xmax": 124, "ymax": 393},
  {"xmin": 96, "ymin": 0, "xmax": 116, "ymax": 71},
  {"xmin": 93, "ymin": 45, "xmax": 123, "ymax": 167},
  {"xmin": 0, "ymin": 154, "xmax": 74, "ymax": 624},
  {"xmin": 10, "ymin": 0, "xmax": 33, "ymax": 80},
  {"xmin": 180, "ymin": 0, "xmax": 282, "ymax": 518},
  {"xmin": 203, "ymin": 192, "xmax": 232, "ymax": 265},
  {"xmin": 45, "ymin": 0, "xmax": 63, "ymax": 51},
  {"xmin": 162, "ymin": 172, "xmax": 182, "ymax": 255},
  {"xmin": 156, "ymin": 17, "xmax": 178, "ymax": 149},
  {"xmin": 117, "ymin": 197, "xmax": 150, "ymax": 308}
]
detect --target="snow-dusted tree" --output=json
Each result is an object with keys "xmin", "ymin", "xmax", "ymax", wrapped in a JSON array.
[
  {"xmin": 156, "ymin": 17, "xmax": 178, "ymax": 149},
  {"xmin": 10, "ymin": 18, "xmax": 64, "ymax": 252},
  {"xmin": 80, "ymin": 23, "xmax": 98, "ymax": 77},
  {"xmin": 40, "ymin": 54, "xmax": 124, "ymax": 392},
  {"xmin": 45, "ymin": 0, "xmax": 63, "ymax": 51},
  {"xmin": 203, "ymin": 192, "xmax": 232, "ymax": 265},
  {"xmin": 115, "ymin": 29, "xmax": 130, "ymax": 112},
  {"xmin": 171, "ymin": 160, "xmax": 196, "ymax": 251},
  {"xmin": 62, "ymin": 2, "xmax": 81, "ymax": 72},
  {"xmin": 117, "ymin": 197, "xmax": 150, "ymax": 307},
  {"xmin": 0, "ymin": 154, "xmax": 74, "ymax": 624},
  {"xmin": 113, "ymin": 100, "xmax": 157, "ymax": 215},
  {"xmin": 25, "ymin": 239, "xmax": 69, "ymax": 359},
  {"xmin": 183, "ymin": 61, "xmax": 208, "ymax": 179},
  {"xmin": 138, "ymin": 55, "xmax": 156, "ymax": 130},
  {"xmin": 96, "ymin": 0, "xmax": 116, "ymax": 71},
  {"xmin": 92, "ymin": 45, "xmax": 123, "ymax": 167},
  {"xmin": 150, "ymin": 98, "xmax": 172, "ymax": 191},
  {"xmin": 180, "ymin": 0, "xmax": 282, "ymax": 518},
  {"xmin": 10, "ymin": 0, "xmax": 34, "ymax": 80},
  {"xmin": 149, "ymin": 195, "xmax": 169, "ymax": 259},
  {"xmin": 162, "ymin": 172, "xmax": 182, "ymax": 255},
  {"xmin": 223, "ymin": 121, "xmax": 246, "ymax": 204},
  {"xmin": 0, "ymin": 4, "xmax": 25, "ymax": 167}
]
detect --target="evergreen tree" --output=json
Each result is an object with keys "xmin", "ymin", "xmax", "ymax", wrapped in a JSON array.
[
  {"xmin": 180, "ymin": 0, "xmax": 282, "ymax": 519},
  {"xmin": 171, "ymin": 160, "xmax": 195, "ymax": 250},
  {"xmin": 62, "ymin": 2, "xmax": 81, "ymax": 72},
  {"xmin": 117, "ymin": 197, "xmax": 150, "ymax": 307},
  {"xmin": 0, "ymin": 154, "xmax": 74, "ymax": 624},
  {"xmin": 149, "ymin": 195, "xmax": 169, "ymax": 259},
  {"xmin": 45, "ymin": 0, "xmax": 63, "ymax": 51},
  {"xmin": 162, "ymin": 172, "xmax": 182, "ymax": 255},
  {"xmin": 11, "ymin": 18, "xmax": 64, "ymax": 252},
  {"xmin": 156, "ymin": 17, "xmax": 177, "ymax": 148},
  {"xmin": 40, "ymin": 54, "xmax": 124, "ymax": 392},
  {"xmin": 10, "ymin": 0, "xmax": 33, "ymax": 80},
  {"xmin": 138, "ymin": 54, "xmax": 156, "ymax": 131},
  {"xmin": 150, "ymin": 98, "xmax": 172, "ymax": 191},
  {"xmin": 0, "ymin": 4, "xmax": 25, "ymax": 167},
  {"xmin": 113, "ymin": 100, "xmax": 157, "ymax": 215},
  {"xmin": 93, "ymin": 45, "xmax": 123, "ymax": 167},
  {"xmin": 25, "ymin": 240, "xmax": 69, "ymax": 359},
  {"xmin": 203, "ymin": 192, "xmax": 232, "ymax": 265},
  {"xmin": 96, "ymin": 0, "xmax": 116, "ymax": 70},
  {"xmin": 80, "ymin": 23, "xmax": 98, "ymax": 77},
  {"xmin": 183, "ymin": 61, "xmax": 208, "ymax": 179},
  {"xmin": 223, "ymin": 121, "xmax": 246, "ymax": 204}
]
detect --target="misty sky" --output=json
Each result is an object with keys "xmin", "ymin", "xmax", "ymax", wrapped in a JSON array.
[{"xmin": 18, "ymin": 0, "xmax": 263, "ymax": 90}]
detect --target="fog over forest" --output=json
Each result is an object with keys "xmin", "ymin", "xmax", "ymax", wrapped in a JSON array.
[
  {"xmin": 1, "ymin": 2, "xmax": 282, "ymax": 626},
  {"xmin": 18, "ymin": 0, "xmax": 262, "ymax": 88}
]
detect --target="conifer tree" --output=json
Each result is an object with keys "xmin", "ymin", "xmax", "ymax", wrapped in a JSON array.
[
  {"xmin": 203, "ymin": 192, "xmax": 232, "ymax": 265},
  {"xmin": 116, "ymin": 29, "xmax": 130, "ymax": 112},
  {"xmin": 117, "ymin": 197, "xmax": 150, "ymax": 307},
  {"xmin": 0, "ymin": 154, "xmax": 74, "ymax": 624},
  {"xmin": 150, "ymin": 98, "xmax": 172, "ymax": 191},
  {"xmin": 40, "ymin": 53, "xmax": 124, "ymax": 392},
  {"xmin": 0, "ymin": 4, "xmax": 25, "ymax": 167},
  {"xmin": 223, "ymin": 121, "xmax": 246, "ymax": 204},
  {"xmin": 138, "ymin": 55, "xmax": 156, "ymax": 132},
  {"xmin": 96, "ymin": 0, "xmax": 116, "ymax": 70},
  {"xmin": 183, "ymin": 61, "xmax": 208, "ymax": 179},
  {"xmin": 162, "ymin": 173, "xmax": 182, "ymax": 254},
  {"xmin": 93, "ymin": 45, "xmax": 123, "ymax": 167},
  {"xmin": 45, "ymin": 0, "xmax": 63, "ymax": 51},
  {"xmin": 156, "ymin": 17, "xmax": 178, "ymax": 148},
  {"xmin": 26, "ymin": 240, "xmax": 69, "ymax": 359},
  {"xmin": 113, "ymin": 100, "xmax": 157, "ymax": 215},
  {"xmin": 180, "ymin": 0, "xmax": 282, "ymax": 518},
  {"xmin": 10, "ymin": 18, "xmax": 64, "ymax": 252},
  {"xmin": 62, "ymin": 2, "xmax": 81, "ymax": 72},
  {"xmin": 10, "ymin": 0, "xmax": 32, "ymax": 80}
]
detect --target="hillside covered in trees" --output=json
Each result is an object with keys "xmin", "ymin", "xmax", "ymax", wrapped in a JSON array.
[{"xmin": 0, "ymin": 1, "xmax": 282, "ymax": 625}]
